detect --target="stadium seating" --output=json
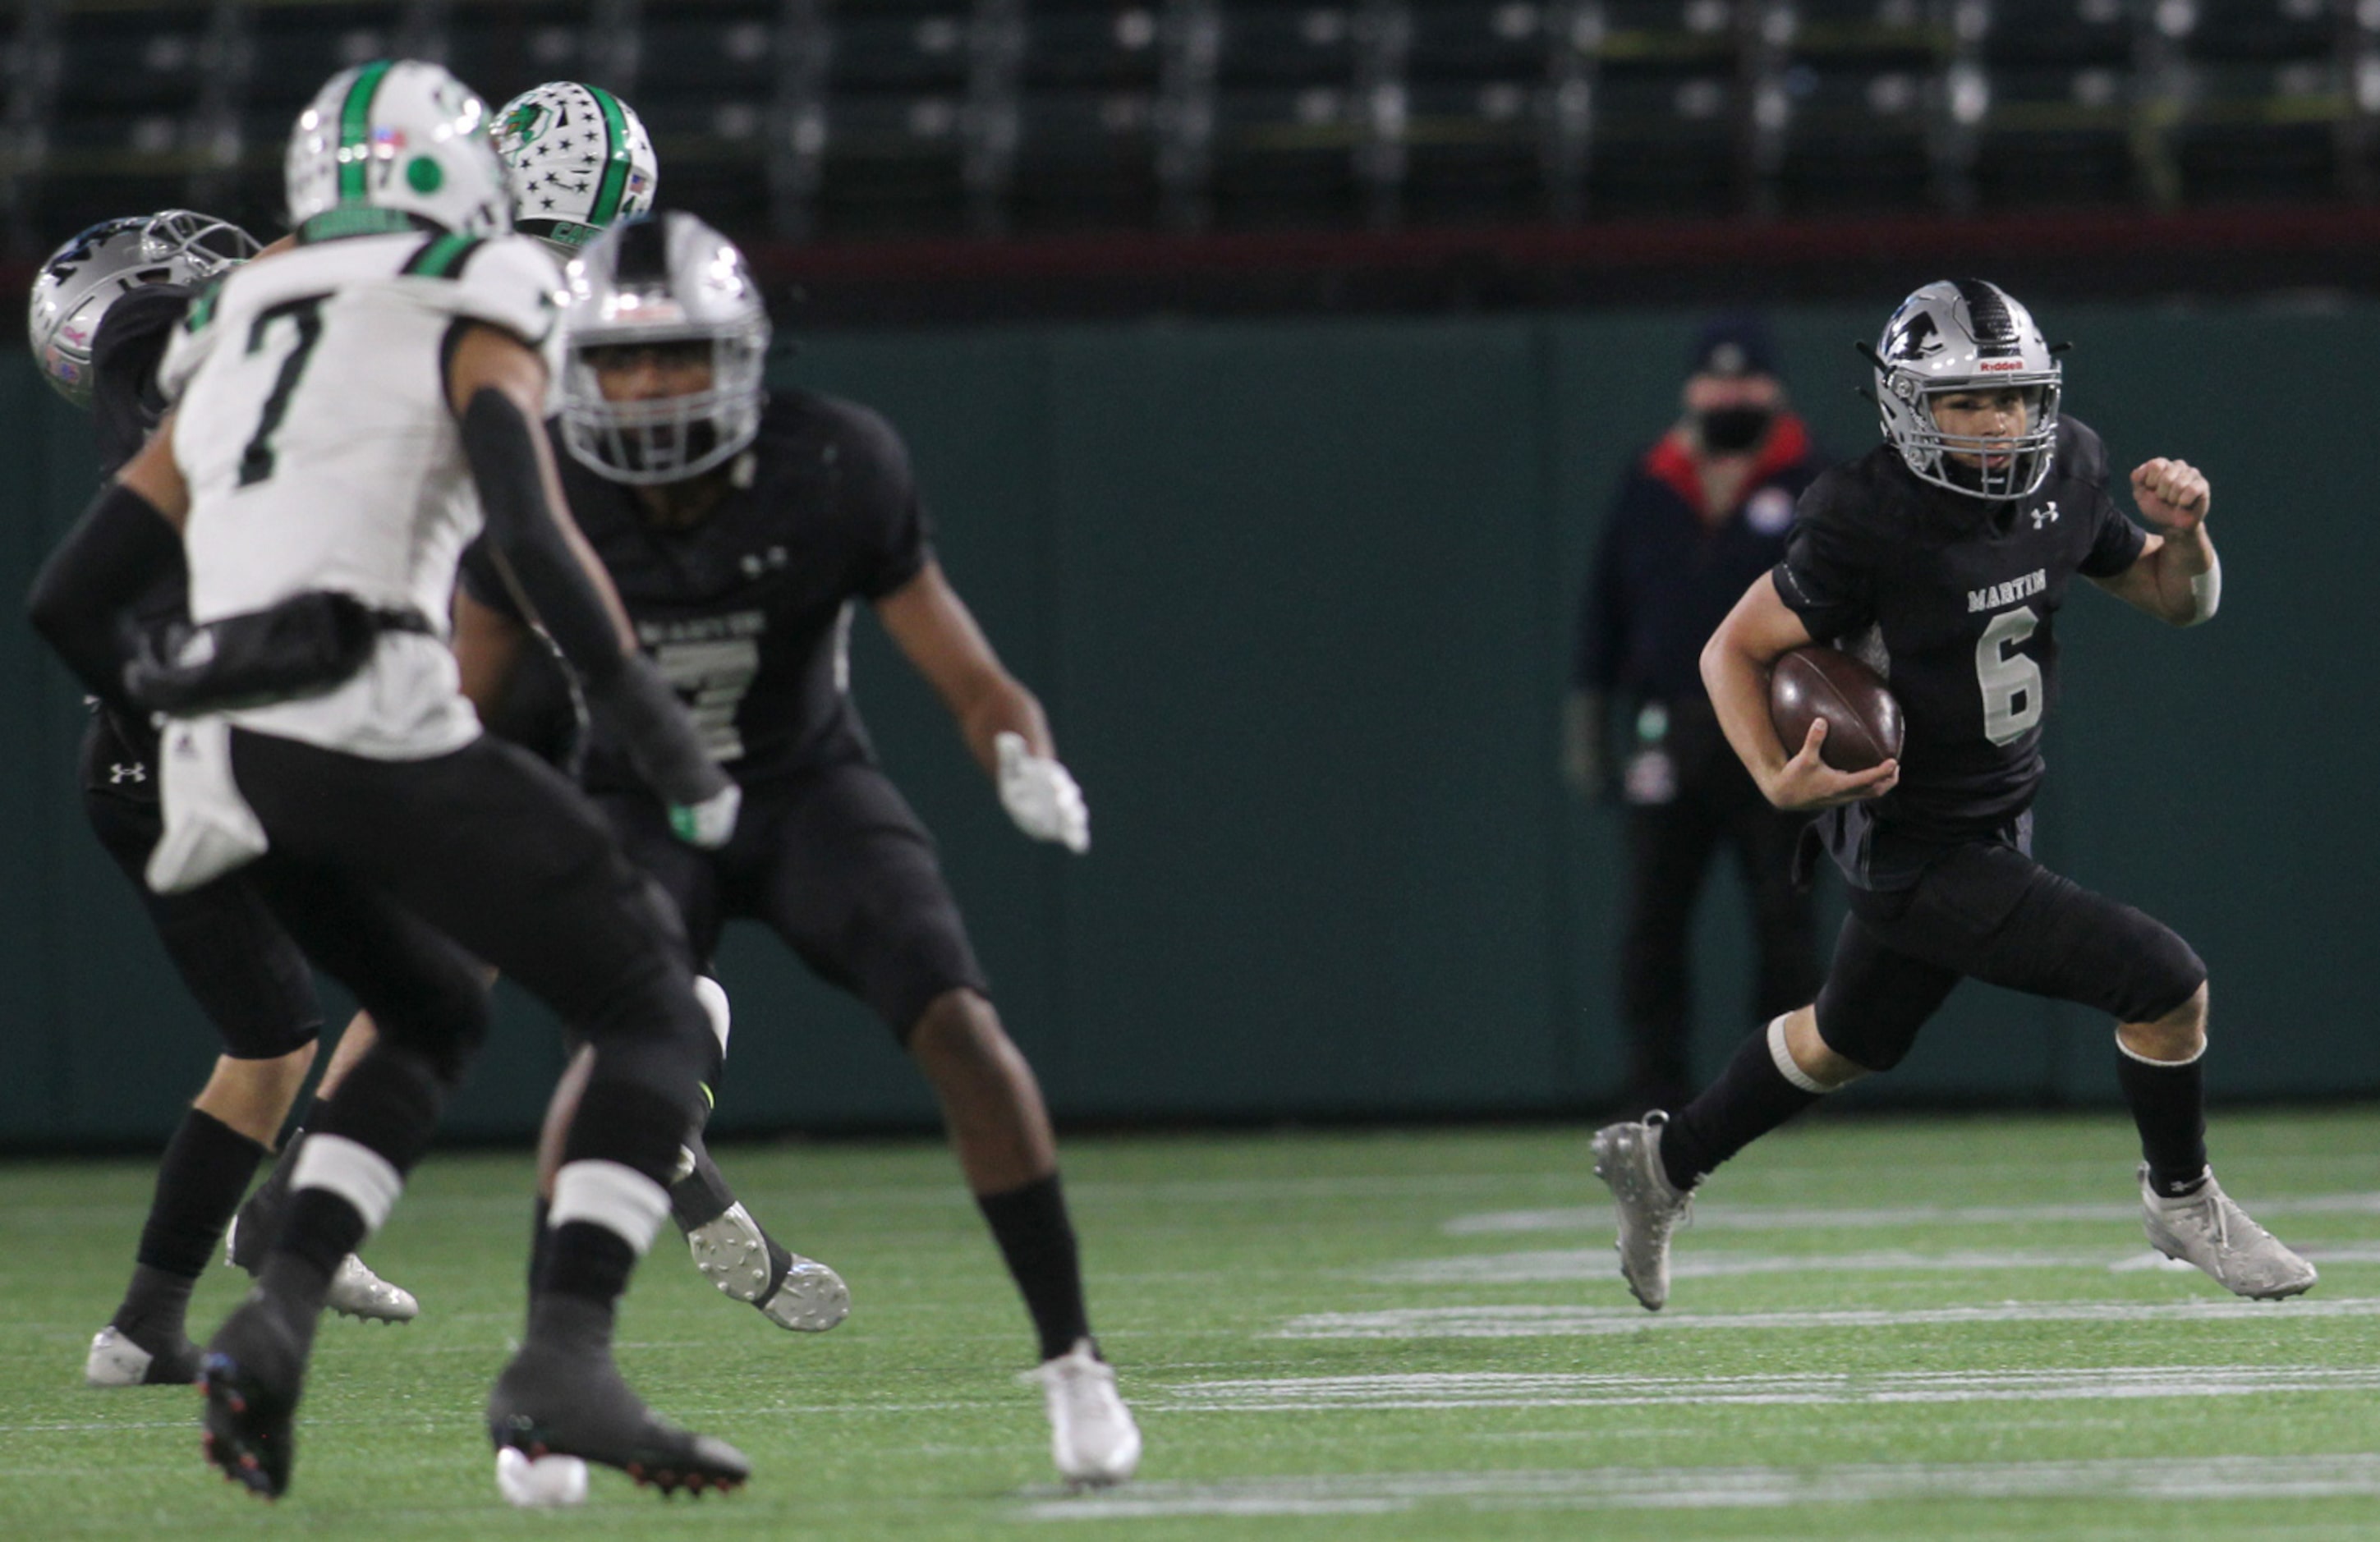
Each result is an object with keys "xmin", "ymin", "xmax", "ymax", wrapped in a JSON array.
[{"xmin": 3, "ymin": 0, "xmax": 2377, "ymax": 253}]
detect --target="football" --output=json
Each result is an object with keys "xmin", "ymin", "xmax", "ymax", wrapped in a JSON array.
[{"xmin": 1770, "ymin": 646, "xmax": 1904, "ymax": 773}]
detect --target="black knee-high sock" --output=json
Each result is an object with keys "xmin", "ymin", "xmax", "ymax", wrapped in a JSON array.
[
  {"xmin": 525, "ymin": 1077, "xmax": 687, "ymax": 1347},
  {"xmin": 114, "ymin": 1109, "xmax": 268, "ymax": 1347},
  {"xmin": 524, "ymin": 1223, "xmax": 638, "ymax": 1357},
  {"xmin": 2117, "ymin": 1043, "xmax": 2209, "ymax": 1199},
  {"xmin": 231, "ymin": 1095, "xmax": 332, "ymax": 1273},
  {"xmin": 667, "ymin": 1132, "xmax": 737, "ymax": 1232},
  {"xmin": 977, "ymin": 1173, "xmax": 1091, "ymax": 1361},
  {"xmin": 1656, "ymin": 1023, "xmax": 1826, "ymax": 1193}
]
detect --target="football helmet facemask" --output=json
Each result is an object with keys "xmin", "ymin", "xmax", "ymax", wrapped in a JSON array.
[
  {"xmin": 1869, "ymin": 278, "xmax": 2062, "ymax": 502},
  {"xmin": 558, "ymin": 212, "xmax": 770, "ymax": 485},
  {"xmin": 495, "ymin": 81, "xmax": 659, "ymax": 258},
  {"xmin": 28, "ymin": 210, "xmax": 260, "ymax": 406},
  {"xmin": 285, "ymin": 59, "xmax": 509, "ymax": 239}
]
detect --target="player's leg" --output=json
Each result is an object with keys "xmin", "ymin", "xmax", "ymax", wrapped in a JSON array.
[
  {"xmin": 221, "ymin": 1009, "xmax": 416, "ymax": 1324},
  {"xmin": 87, "ymin": 1043, "xmax": 310, "ymax": 1387},
  {"xmin": 757, "ymin": 764, "xmax": 1137, "ymax": 1485},
  {"xmin": 191, "ymin": 854, "xmax": 495, "ymax": 1497},
  {"xmin": 237, "ymin": 732, "xmax": 752, "ymax": 1491},
  {"xmin": 76, "ymin": 766, "xmax": 356, "ymax": 1387},
  {"xmin": 227, "ymin": 1009, "xmax": 377, "ymax": 1269},
  {"xmin": 544, "ymin": 792, "xmax": 848, "ymax": 1332},
  {"xmin": 1948, "ymin": 859, "xmax": 2311, "ymax": 1298},
  {"xmin": 1593, "ymin": 910, "xmax": 1955, "ymax": 1310},
  {"xmin": 1616, "ymin": 796, "xmax": 1719, "ymax": 1114}
]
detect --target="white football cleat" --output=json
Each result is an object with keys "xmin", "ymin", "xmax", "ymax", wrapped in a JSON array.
[
  {"xmin": 685, "ymin": 1201, "xmax": 851, "ymax": 1333},
  {"xmin": 85, "ymin": 1325, "xmax": 176, "ymax": 1388},
  {"xmin": 1025, "ymin": 1339, "xmax": 1140, "ymax": 1488},
  {"xmin": 327, "ymin": 1254, "xmax": 420, "ymax": 1323},
  {"xmin": 2140, "ymin": 1164, "xmax": 2318, "ymax": 1301},
  {"xmin": 495, "ymin": 1444, "xmax": 590, "ymax": 1508},
  {"xmin": 1591, "ymin": 1113, "xmax": 1696, "ymax": 1312},
  {"xmin": 85, "ymin": 1323, "xmax": 201, "ymax": 1387}
]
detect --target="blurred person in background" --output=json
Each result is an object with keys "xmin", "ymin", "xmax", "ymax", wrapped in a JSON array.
[{"xmin": 1566, "ymin": 316, "xmax": 1826, "ymax": 1115}]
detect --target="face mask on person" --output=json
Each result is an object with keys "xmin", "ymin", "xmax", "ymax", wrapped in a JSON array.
[{"xmin": 1698, "ymin": 405, "xmax": 1773, "ymax": 453}]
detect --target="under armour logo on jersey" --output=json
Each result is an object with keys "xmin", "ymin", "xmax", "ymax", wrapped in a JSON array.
[
  {"xmin": 109, "ymin": 761, "xmax": 148, "ymax": 785},
  {"xmin": 737, "ymin": 546, "xmax": 790, "ymax": 579},
  {"xmin": 2032, "ymin": 499, "xmax": 2061, "ymax": 530}
]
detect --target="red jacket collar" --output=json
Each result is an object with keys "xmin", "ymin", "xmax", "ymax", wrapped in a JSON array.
[{"xmin": 1644, "ymin": 412, "xmax": 1813, "ymax": 514}]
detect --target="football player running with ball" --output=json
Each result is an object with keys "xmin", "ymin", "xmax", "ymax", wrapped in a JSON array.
[
  {"xmin": 29, "ymin": 61, "xmax": 752, "ymax": 1498},
  {"xmin": 448, "ymin": 211, "xmax": 1138, "ymax": 1486},
  {"xmin": 1591, "ymin": 278, "xmax": 2314, "ymax": 1311}
]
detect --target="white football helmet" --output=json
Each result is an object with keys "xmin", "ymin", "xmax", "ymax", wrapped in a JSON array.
[
  {"xmin": 495, "ymin": 81, "xmax": 659, "ymax": 256},
  {"xmin": 28, "ymin": 210, "xmax": 260, "ymax": 406},
  {"xmin": 557, "ymin": 212, "xmax": 771, "ymax": 485},
  {"xmin": 285, "ymin": 59, "xmax": 509, "ymax": 239}
]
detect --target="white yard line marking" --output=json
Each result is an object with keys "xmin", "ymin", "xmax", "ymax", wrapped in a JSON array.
[
  {"xmin": 1278, "ymin": 1296, "xmax": 2380, "ymax": 1339},
  {"xmin": 1018, "ymin": 1454, "xmax": 2380, "ymax": 1520},
  {"xmin": 1384, "ymin": 1247, "xmax": 2109, "ymax": 1283},
  {"xmin": 1383, "ymin": 1242, "xmax": 2380, "ymax": 1284},
  {"xmin": 1446, "ymin": 1191, "xmax": 2380, "ymax": 1236},
  {"xmin": 1153, "ymin": 1364, "xmax": 2380, "ymax": 1411}
]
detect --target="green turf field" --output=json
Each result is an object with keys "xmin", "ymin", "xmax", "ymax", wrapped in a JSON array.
[{"xmin": 6, "ymin": 1108, "xmax": 2380, "ymax": 1540}]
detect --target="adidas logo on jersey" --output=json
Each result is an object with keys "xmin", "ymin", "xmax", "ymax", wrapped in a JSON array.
[{"xmin": 1969, "ymin": 568, "xmax": 2047, "ymax": 613}]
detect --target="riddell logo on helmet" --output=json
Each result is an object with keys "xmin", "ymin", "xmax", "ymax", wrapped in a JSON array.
[{"xmin": 1976, "ymin": 359, "xmax": 2027, "ymax": 372}]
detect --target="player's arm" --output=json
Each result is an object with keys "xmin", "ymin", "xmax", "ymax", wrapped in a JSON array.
[
  {"xmin": 446, "ymin": 321, "xmax": 739, "ymax": 846},
  {"xmin": 24, "ymin": 418, "xmax": 192, "ymax": 709},
  {"xmin": 2090, "ymin": 458, "xmax": 2219, "ymax": 626},
  {"xmin": 877, "ymin": 559, "xmax": 1088, "ymax": 852},
  {"xmin": 1699, "ymin": 573, "xmax": 1899, "ymax": 812}
]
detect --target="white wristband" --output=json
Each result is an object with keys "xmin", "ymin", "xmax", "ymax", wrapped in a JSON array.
[{"xmin": 2186, "ymin": 553, "xmax": 2221, "ymax": 626}]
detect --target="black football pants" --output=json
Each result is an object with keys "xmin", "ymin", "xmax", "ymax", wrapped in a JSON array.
[
  {"xmin": 594, "ymin": 760, "xmax": 990, "ymax": 1045},
  {"xmin": 1618, "ymin": 718, "xmax": 1819, "ymax": 1106},
  {"xmin": 225, "ymin": 728, "xmax": 715, "ymax": 1166},
  {"xmin": 1813, "ymin": 838, "xmax": 2209, "ymax": 1073},
  {"xmin": 80, "ymin": 711, "xmax": 322, "ymax": 1060}
]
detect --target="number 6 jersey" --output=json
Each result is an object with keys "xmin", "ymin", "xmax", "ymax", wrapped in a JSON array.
[
  {"xmin": 158, "ymin": 223, "xmax": 565, "ymax": 760},
  {"xmin": 1772, "ymin": 416, "xmax": 2148, "ymax": 881}
]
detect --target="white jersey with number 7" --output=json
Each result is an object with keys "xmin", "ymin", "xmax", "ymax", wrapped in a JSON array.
[{"xmin": 159, "ymin": 226, "xmax": 564, "ymax": 760}]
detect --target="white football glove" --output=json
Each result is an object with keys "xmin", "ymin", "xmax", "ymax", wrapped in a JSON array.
[{"xmin": 995, "ymin": 731, "xmax": 1089, "ymax": 853}]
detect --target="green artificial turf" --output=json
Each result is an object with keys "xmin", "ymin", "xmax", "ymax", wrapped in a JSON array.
[{"xmin": 4, "ymin": 1108, "xmax": 2378, "ymax": 1540}]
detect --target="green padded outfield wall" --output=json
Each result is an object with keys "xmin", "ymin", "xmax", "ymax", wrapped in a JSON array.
[{"xmin": 2, "ymin": 300, "xmax": 2373, "ymax": 1144}]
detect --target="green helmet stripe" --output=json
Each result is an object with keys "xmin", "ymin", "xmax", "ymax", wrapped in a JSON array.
[
  {"xmin": 337, "ymin": 59, "xmax": 396, "ymax": 203},
  {"xmin": 585, "ymin": 85, "xmax": 635, "ymax": 228}
]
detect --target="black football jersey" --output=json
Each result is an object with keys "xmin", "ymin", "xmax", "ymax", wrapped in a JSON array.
[
  {"xmin": 90, "ymin": 281, "xmax": 198, "ymax": 637},
  {"xmin": 462, "ymin": 389, "xmax": 933, "ymax": 792},
  {"xmin": 79, "ymin": 281, "xmax": 199, "ymax": 769},
  {"xmin": 1774, "ymin": 416, "xmax": 2147, "ymax": 880},
  {"xmin": 91, "ymin": 281, "xmax": 195, "ymax": 480}
]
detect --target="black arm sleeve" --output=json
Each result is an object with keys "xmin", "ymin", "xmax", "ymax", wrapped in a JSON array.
[
  {"xmin": 457, "ymin": 387, "xmax": 727, "ymax": 808},
  {"xmin": 25, "ymin": 481, "xmax": 184, "ymax": 713}
]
